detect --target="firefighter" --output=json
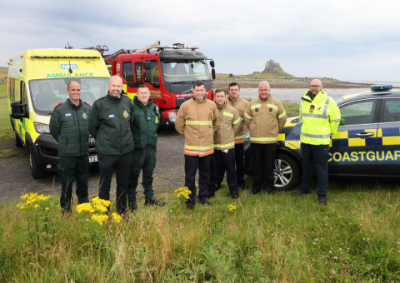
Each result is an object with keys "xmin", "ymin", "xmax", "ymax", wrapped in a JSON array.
[
  {"xmin": 89, "ymin": 76, "xmax": 135, "ymax": 215},
  {"xmin": 175, "ymin": 80, "xmax": 219, "ymax": 209},
  {"xmin": 49, "ymin": 81, "xmax": 91, "ymax": 215},
  {"xmin": 244, "ymin": 81, "xmax": 287, "ymax": 195},
  {"xmin": 291, "ymin": 79, "xmax": 341, "ymax": 205},
  {"xmin": 226, "ymin": 82, "xmax": 249, "ymax": 190},
  {"xmin": 127, "ymin": 84, "xmax": 164, "ymax": 211},
  {"xmin": 208, "ymin": 89, "xmax": 241, "ymax": 199}
]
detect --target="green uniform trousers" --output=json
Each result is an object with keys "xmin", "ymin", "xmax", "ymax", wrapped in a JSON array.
[
  {"xmin": 57, "ymin": 155, "xmax": 90, "ymax": 210},
  {"xmin": 127, "ymin": 147, "xmax": 157, "ymax": 203}
]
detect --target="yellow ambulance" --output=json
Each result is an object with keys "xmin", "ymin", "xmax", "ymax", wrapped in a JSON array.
[{"xmin": 7, "ymin": 49, "xmax": 110, "ymax": 178}]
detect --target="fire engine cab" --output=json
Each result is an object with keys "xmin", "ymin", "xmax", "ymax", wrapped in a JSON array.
[{"xmin": 96, "ymin": 42, "xmax": 216, "ymax": 126}]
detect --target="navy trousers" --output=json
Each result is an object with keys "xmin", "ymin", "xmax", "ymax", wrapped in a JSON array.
[
  {"xmin": 208, "ymin": 149, "xmax": 239, "ymax": 195},
  {"xmin": 185, "ymin": 154, "xmax": 212, "ymax": 204}
]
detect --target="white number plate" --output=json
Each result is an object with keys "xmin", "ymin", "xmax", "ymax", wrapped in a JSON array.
[{"xmin": 89, "ymin": 155, "xmax": 98, "ymax": 163}]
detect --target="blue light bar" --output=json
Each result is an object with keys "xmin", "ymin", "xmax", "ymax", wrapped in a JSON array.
[{"xmin": 371, "ymin": 85, "xmax": 392, "ymax": 91}]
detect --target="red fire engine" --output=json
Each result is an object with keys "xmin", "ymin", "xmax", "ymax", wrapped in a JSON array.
[{"xmin": 92, "ymin": 42, "xmax": 216, "ymax": 126}]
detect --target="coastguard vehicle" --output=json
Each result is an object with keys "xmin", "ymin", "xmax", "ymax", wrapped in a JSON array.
[
  {"xmin": 244, "ymin": 85, "xmax": 400, "ymax": 190},
  {"xmin": 7, "ymin": 49, "xmax": 110, "ymax": 178}
]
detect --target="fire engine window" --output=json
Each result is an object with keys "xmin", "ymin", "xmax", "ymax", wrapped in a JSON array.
[
  {"xmin": 161, "ymin": 60, "xmax": 210, "ymax": 83},
  {"xmin": 150, "ymin": 61, "xmax": 159, "ymax": 83},
  {"xmin": 123, "ymin": 62, "xmax": 134, "ymax": 83},
  {"xmin": 135, "ymin": 62, "xmax": 142, "ymax": 83}
]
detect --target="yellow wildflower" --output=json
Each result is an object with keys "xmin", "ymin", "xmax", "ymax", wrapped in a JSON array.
[
  {"xmin": 76, "ymin": 203, "xmax": 95, "ymax": 213},
  {"xmin": 45, "ymin": 207, "xmax": 49, "ymax": 210},
  {"xmin": 34, "ymin": 204, "xmax": 39, "ymax": 208},
  {"xmin": 111, "ymin": 212, "xmax": 122, "ymax": 223},
  {"xmin": 91, "ymin": 197, "xmax": 110, "ymax": 208},
  {"xmin": 91, "ymin": 214, "xmax": 108, "ymax": 225},
  {"xmin": 86, "ymin": 219, "xmax": 90, "ymax": 222},
  {"xmin": 93, "ymin": 203, "xmax": 108, "ymax": 212},
  {"xmin": 174, "ymin": 186, "xmax": 191, "ymax": 199},
  {"xmin": 228, "ymin": 202, "xmax": 237, "ymax": 211}
]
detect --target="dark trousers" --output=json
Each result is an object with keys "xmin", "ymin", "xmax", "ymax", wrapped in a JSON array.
[
  {"xmin": 217, "ymin": 143, "xmax": 245, "ymax": 184},
  {"xmin": 185, "ymin": 154, "xmax": 212, "ymax": 204},
  {"xmin": 58, "ymin": 155, "xmax": 90, "ymax": 210},
  {"xmin": 300, "ymin": 143, "xmax": 329, "ymax": 198},
  {"xmin": 251, "ymin": 143, "xmax": 277, "ymax": 192},
  {"xmin": 208, "ymin": 149, "xmax": 239, "ymax": 195},
  {"xmin": 127, "ymin": 147, "xmax": 156, "ymax": 204},
  {"xmin": 98, "ymin": 151, "xmax": 132, "ymax": 213}
]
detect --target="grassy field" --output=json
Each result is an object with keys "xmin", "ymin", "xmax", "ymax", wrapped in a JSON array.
[
  {"xmin": 0, "ymin": 180, "xmax": 399, "ymax": 282},
  {"xmin": 0, "ymin": 67, "xmax": 8, "ymax": 78},
  {"xmin": 0, "ymin": 82, "xmax": 6, "ymax": 99},
  {"xmin": 0, "ymin": 100, "xmax": 13, "ymax": 142}
]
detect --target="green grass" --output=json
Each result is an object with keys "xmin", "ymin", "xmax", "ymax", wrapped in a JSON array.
[
  {"xmin": 0, "ymin": 149, "xmax": 17, "ymax": 158},
  {"xmin": 0, "ymin": 100, "xmax": 13, "ymax": 141},
  {"xmin": 1, "ymin": 181, "xmax": 399, "ymax": 282},
  {"xmin": 0, "ymin": 82, "xmax": 6, "ymax": 99},
  {"xmin": 0, "ymin": 67, "xmax": 8, "ymax": 79},
  {"xmin": 282, "ymin": 102, "xmax": 299, "ymax": 116}
]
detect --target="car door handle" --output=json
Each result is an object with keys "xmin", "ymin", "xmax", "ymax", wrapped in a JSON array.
[{"xmin": 355, "ymin": 132, "xmax": 374, "ymax": 138}]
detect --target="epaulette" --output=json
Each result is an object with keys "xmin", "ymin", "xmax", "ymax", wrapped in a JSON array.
[
  {"xmin": 84, "ymin": 101, "xmax": 92, "ymax": 107},
  {"xmin": 54, "ymin": 102, "xmax": 62, "ymax": 109}
]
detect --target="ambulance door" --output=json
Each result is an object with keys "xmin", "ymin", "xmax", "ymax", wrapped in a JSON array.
[
  {"xmin": 376, "ymin": 97, "xmax": 400, "ymax": 176},
  {"xmin": 19, "ymin": 81, "xmax": 29, "ymax": 142},
  {"xmin": 329, "ymin": 98, "xmax": 381, "ymax": 175}
]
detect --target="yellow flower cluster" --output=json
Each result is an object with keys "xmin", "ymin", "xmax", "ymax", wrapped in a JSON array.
[
  {"xmin": 17, "ymin": 193, "xmax": 50, "ymax": 209},
  {"xmin": 92, "ymin": 197, "xmax": 110, "ymax": 212},
  {"xmin": 112, "ymin": 212, "xmax": 122, "ymax": 223},
  {"xmin": 174, "ymin": 186, "xmax": 191, "ymax": 199},
  {"xmin": 228, "ymin": 202, "xmax": 237, "ymax": 211},
  {"xmin": 76, "ymin": 203, "xmax": 95, "ymax": 213},
  {"xmin": 91, "ymin": 214, "xmax": 109, "ymax": 225}
]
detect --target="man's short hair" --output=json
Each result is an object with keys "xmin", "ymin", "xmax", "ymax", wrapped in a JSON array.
[
  {"xmin": 214, "ymin": 88, "xmax": 226, "ymax": 95},
  {"xmin": 228, "ymin": 82, "xmax": 240, "ymax": 90},
  {"xmin": 193, "ymin": 80, "xmax": 205, "ymax": 89},
  {"xmin": 258, "ymin": 81, "xmax": 270, "ymax": 89},
  {"xmin": 67, "ymin": 81, "xmax": 80, "ymax": 90},
  {"xmin": 138, "ymin": 84, "xmax": 150, "ymax": 91}
]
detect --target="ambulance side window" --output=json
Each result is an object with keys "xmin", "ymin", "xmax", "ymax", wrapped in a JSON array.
[
  {"xmin": 383, "ymin": 99, "xmax": 400, "ymax": 123},
  {"xmin": 123, "ymin": 62, "xmax": 135, "ymax": 87},
  {"xmin": 21, "ymin": 81, "xmax": 28, "ymax": 114},
  {"xmin": 9, "ymin": 78, "xmax": 15, "ymax": 101},
  {"xmin": 135, "ymin": 62, "xmax": 142, "ymax": 83},
  {"xmin": 339, "ymin": 99, "xmax": 377, "ymax": 126}
]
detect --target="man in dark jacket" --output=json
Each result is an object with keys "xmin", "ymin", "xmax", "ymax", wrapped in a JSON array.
[
  {"xmin": 127, "ymin": 84, "xmax": 164, "ymax": 210},
  {"xmin": 50, "ymin": 81, "xmax": 91, "ymax": 213},
  {"xmin": 89, "ymin": 76, "xmax": 135, "ymax": 214}
]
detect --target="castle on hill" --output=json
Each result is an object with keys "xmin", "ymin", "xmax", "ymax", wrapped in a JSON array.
[{"xmin": 262, "ymin": 59, "xmax": 283, "ymax": 73}]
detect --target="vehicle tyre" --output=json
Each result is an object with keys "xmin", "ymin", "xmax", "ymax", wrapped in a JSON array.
[
  {"xmin": 274, "ymin": 152, "xmax": 300, "ymax": 191},
  {"xmin": 14, "ymin": 131, "xmax": 23, "ymax": 147},
  {"xmin": 28, "ymin": 145, "xmax": 45, "ymax": 179}
]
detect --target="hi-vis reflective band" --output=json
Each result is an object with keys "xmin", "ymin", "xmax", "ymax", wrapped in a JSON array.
[
  {"xmin": 301, "ymin": 133, "xmax": 331, "ymax": 139},
  {"xmin": 244, "ymin": 111, "xmax": 252, "ymax": 120},
  {"xmin": 223, "ymin": 112, "xmax": 234, "ymax": 118},
  {"xmin": 301, "ymin": 97, "xmax": 330, "ymax": 119},
  {"xmin": 184, "ymin": 144, "xmax": 214, "ymax": 156},
  {"xmin": 214, "ymin": 142, "xmax": 235, "ymax": 149},
  {"xmin": 332, "ymin": 119, "xmax": 341, "ymax": 123},
  {"xmin": 267, "ymin": 104, "xmax": 278, "ymax": 110},
  {"xmin": 278, "ymin": 111, "xmax": 286, "ymax": 119},
  {"xmin": 251, "ymin": 104, "xmax": 262, "ymax": 110},
  {"xmin": 235, "ymin": 135, "xmax": 245, "ymax": 144},
  {"xmin": 233, "ymin": 117, "xmax": 241, "ymax": 125},
  {"xmin": 250, "ymin": 137, "xmax": 278, "ymax": 142},
  {"xmin": 186, "ymin": 120, "xmax": 213, "ymax": 125},
  {"xmin": 328, "ymin": 150, "xmax": 400, "ymax": 162}
]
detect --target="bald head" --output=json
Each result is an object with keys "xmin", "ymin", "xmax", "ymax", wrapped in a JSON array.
[
  {"xmin": 309, "ymin": 79, "xmax": 323, "ymax": 97},
  {"xmin": 108, "ymin": 75, "xmax": 123, "ymax": 97}
]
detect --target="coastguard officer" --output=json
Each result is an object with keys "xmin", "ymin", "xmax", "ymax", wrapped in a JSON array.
[
  {"xmin": 291, "ymin": 79, "xmax": 341, "ymax": 205},
  {"xmin": 89, "ymin": 76, "xmax": 135, "ymax": 215},
  {"xmin": 127, "ymin": 84, "xmax": 164, "ymax": 211},
  {"xmin": 175, "ymin": 80, "xmax": 219, "ymax": 209},
  {"xmin": 244, "ymin": 81, "xmax": 287, "ymax": 195},
  {"xmin": 50, "ymin": 81, "xmax": 91, "ymax": 214},
  {"xmin": 208, "ymin": 89, "xmax": 241, "ymax": 199}
]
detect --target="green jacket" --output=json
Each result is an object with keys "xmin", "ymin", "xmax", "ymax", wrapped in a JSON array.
[
  {"xmin": 49, "ymin": 99, "xmax": 91, "ymax": 156},
  {"xmin": 89, "ymin": 93, "xmax": 135, "ymax": 155},
  {"xmin": 299, "ymin": 90, "xmax": 341, "ymax": 145},
  {"xmin": 132, "ymin": 97, "xmax": 160, "ymax": 149}
]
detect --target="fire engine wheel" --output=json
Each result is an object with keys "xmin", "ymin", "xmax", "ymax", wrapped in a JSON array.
[
  {"xmin": 28, "ymin": 145, "xmax": 45, "ymax": 179},
  {"xmin": 273, "ymin": 152, "xmax": 300, "ymax": 191},
  {"xmin": 14, "ymin": 131, "xmax": 23, "ymax": 147}
]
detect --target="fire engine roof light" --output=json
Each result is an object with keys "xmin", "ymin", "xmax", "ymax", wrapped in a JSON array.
[{"xmin": 371, "ymin": 85, "xmax": 392, "ymax": 91}]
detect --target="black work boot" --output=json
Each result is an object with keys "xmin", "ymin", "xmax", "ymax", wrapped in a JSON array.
[
  {"xmin": 319, "ymin": 197, "xmax": 327, "ymax": 205},
  {"xmin": 145, "ymin": 197, "xmax": 165, "ymax": 207},
  {"xmin": 239, "ymin": 181, "xmax": 248, "ymax": 190},
  {"xmin": 129, "ymin": 201, "xmax": 137, "ymax": 212},
  {"xmin": 231, "ymin": 191, "xmax": 239, "ymax": 199},
  {"xmin": 215, "ymin": 183, "xmax": 221, "ymax": 191},
  {"xmin": 199, "ymin": 199, "xmax": 212, "ymax": 206},
  {"xmin": 291, "ymin": 190, "xmax": 310, "ymax": 196},
  {"xmin": 186, "ymin": 202, "xmax": 195, "ymax": 210}
]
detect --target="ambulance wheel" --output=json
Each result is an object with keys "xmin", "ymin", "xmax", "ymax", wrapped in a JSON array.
[
  {"xmin": 28, "ymin": 146, "xmax": 45, "ymax": 179},
  {"xmin": 273, "ymin": 152, "xmax": 300, "ymax": 191},
  {"xmin": 14, "ymin": 131, "xmax": 23, "ymax": 147}
]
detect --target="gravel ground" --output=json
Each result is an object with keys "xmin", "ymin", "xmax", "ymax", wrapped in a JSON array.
[{"xmin": 0, "ymin": 127, "xmax": 186, "ymax": 203}]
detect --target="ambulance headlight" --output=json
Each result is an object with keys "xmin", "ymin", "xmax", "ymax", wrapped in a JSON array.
[
  {"xmin": 34, "ymin": 123, "xmax": 50, "ymax": 134},
  {"xmin": 168, "ymin": 112, "xmax": 177, "ymax": 122}
]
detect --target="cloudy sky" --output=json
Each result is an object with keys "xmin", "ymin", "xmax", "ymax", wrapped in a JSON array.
[{"xmin": 1, "ymin": 0, "xmax": 399, "ymax": 82}]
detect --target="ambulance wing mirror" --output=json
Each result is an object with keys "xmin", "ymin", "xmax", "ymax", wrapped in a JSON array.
[
  {"xmin": 339, "ymin": 118, "xmax": 346, "ymax": 125},
  {"xmin": 10, "ymin": 101, "xmax": 27, "ymax": 119}
]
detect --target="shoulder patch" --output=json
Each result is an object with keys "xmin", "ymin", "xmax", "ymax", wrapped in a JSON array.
[
  {"xmin": 54, "ymin": 102, "xmax": 62, "ymax": 109},
  {"xmin": 84, "ymin": 101, "xmax": 92, "ymax": 107}
]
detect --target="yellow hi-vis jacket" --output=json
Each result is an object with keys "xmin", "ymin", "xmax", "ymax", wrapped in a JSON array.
[
  {"xmin": 299, "ymin": 90, "xmax": 341, "ymax": 145},
  {"xmin": 226, "ymin": 95, "xmax": 249, "ymax": 144},
  {"xmin": 244, "ymin": 95, "xmax": 287, "ymax": 144},
  {"xmin": 175, "ymin": 97, "xmax": 219, "ymax": 157},
  {"xmin": 213, "ymin": 102, "xmax": 241, "ymax": 150}
]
